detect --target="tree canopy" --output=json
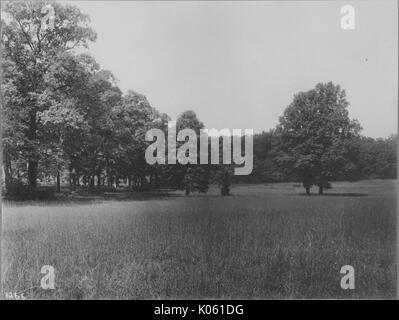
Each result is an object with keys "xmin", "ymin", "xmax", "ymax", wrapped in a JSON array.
[
  {"xmin": 276, "ymin": 82, "xmax": 362, "ymax": 194},
  {"xmin": 1, "ymin": 2, "xmax": 397, "ymax": 199}
]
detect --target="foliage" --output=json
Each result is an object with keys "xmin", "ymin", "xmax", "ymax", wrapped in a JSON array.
[
  {"xmin": 1, "ymin": 2, "xmax": 397, "ymax": 199},
  {"xmin": 275, "ymin": 82, "xmax": 362, "ymax": 194}
]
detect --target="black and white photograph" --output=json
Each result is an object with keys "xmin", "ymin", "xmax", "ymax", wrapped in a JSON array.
[{"xmin": 0, "ymin": 0, "xmax": 397, "ymax": 303}]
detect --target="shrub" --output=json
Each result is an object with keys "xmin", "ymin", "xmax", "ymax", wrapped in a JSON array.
[{"xmin": 4, "ymin": 183, "xmax": 55, "ymax": 200}]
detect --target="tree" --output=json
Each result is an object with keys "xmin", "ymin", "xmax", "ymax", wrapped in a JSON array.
[
  {"xmin": 40, "ymin": 54, "xmax": 122, "ymax": 191},
  {"xmin": 1, "ymin": 0, "xmax": 96, "ymax": 191},
  {"xmin": 234, "ymin": 130, "xmax": 285, "ymax": 183},
  {"xmin": 112, "ymin": 90, "xmax": 165, "ymax": 190},
  {"xmin": 171, "ymin": 111, "xmax": 209, "ymax": 195},
  {"xmin": 1, "ymin": 67, "xmax": 27, "ymax": 191},
  {"xmin": 276, "ymin": 82, "xmax": 361, "ymax": 195},
  {"xmin": 213, "ymin": 165, "xmax": 232, "ymax": 196},
  {"xmin": 357, "ymin": 135, "xmax": 397, "ymax": 179},
  {"xmin": 182, "ymin": 167, "xmax": 209, "ymax": 195}
]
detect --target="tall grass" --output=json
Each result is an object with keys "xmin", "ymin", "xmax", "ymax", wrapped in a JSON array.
[{"xmin": 2, "ymin": 180, "xmax": 396, "ymax": 299}]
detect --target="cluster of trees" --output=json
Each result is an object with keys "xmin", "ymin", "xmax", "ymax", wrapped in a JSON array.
[
  {"xmin": 238, "ymin": 82, "xmax": 397, "ymax": 194},
  {"xmin": 1, "ymin": 0, "xmax": 225, "ymax": 198},
  {"xmin": 1, "ymin": 1, "xmax": 397, "ymax": 198},
  {"xmin": 240, "ymin": 130, "xmax": 397, "ymax": 187}
]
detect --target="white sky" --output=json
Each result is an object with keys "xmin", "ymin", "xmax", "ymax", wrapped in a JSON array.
[{"xmin": 69, "ymin": 1, "xmax": 397, "ymax": 138}]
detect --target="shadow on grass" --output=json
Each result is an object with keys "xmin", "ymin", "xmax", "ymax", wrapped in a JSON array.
[
  {"xmin": 3, "ymin": 189, "xmax": 181, "ymax": 207},
  {"xmin": 298, "ymin": 193, "xmax": 368, "ymax": 197},
  {"xmin": 4, "ymin": 187, "xmax": 370, "ymax": 207}
]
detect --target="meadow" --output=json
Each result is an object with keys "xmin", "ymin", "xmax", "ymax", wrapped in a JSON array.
[{"xmin": 1, "ymin": 180, "xmax": 397, "ymax": 299}]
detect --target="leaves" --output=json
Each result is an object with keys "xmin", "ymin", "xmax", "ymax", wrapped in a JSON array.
[{"xmin": 276, "ymin": 82, "xmax": 361, "ymax": 190}]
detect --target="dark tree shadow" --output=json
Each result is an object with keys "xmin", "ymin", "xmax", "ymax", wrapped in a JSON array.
[
  {"xmin": 298, "ymin": 193, "xmax": 368, "ymax": 197},
  {"xmin": 3, "ymin": 189, "xmax": 182, "ymax": 206}
]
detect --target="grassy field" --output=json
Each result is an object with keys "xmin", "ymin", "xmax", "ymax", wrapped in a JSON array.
[{"xmin": 1, "ymin": 180, "xmax": 397, "ymax": 299}]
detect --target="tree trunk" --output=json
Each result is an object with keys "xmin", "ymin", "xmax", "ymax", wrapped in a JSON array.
[
  {"xmin": 318, "ymin": 184, "xmax": 323, "ymax": 195},
  {"xmin": 221, "ymin": 170, "xmax": 230, "ymax": 196},
  {"xmin": 75, "ymin": 169, "xmax": 80, "ymax": 187},
  {"xmin": 4, "ymin": 149, "xmax": 13, "ymax": 191},
  {"xmin": 28, "ymin": 160, "xmax": 38, "ymax": 190},
  {"xmin": 106, "ymin": 158, "xmax": 112, "ymax": 188},
  {"xmin": 129, "ymin": 176, "xmax": 133, "ymax": 188},
  {"xmin": 68, "ymin": 169, "xmax": 72, "ymax": 188},
  {"xmin": 56, "ymin": 170, "xmax": 61, "ymax": 193},
  {"xmin": 28, "ymin": 110, "xmax": 38, "ymax": 191},
  {"xmin": 154, "ymin": 173, "xmax": 159, "ymax": 188},
  {"xmin": 69, "ymin": 165, "xmax": 75, "ymax": 190}
]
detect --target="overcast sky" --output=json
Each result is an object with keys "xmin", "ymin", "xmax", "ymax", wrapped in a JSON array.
[{"xmin": 70, "ymin": 1, "xmax": 397, "ymax": 138}]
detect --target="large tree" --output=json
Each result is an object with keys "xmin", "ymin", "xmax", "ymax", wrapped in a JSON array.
[
  {"xmin": 40, "ymin": 54, "xmax": 122, "ymax": 190},
  {"xmin": 276, "ymin": 82, "xmax": 361, "ymax": 195},
  {"xmin": 171, "ymin": 110, "xmax": 210, "ymax": 195},
  {"xmin": 1, "ymin": 0, "xmax": 96, "ymax": 191},
  {"xmin": 112, "ymin": 90, "xmax": 167, "ymax": 189}
]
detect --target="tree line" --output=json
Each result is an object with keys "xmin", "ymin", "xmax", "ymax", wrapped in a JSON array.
[
  {"xmin": 238, "ymin": 120, "xmax": 397, "ymax": 188},
  {"xmin": 1, "ymin": 1, "xmax": 397, "ymax": 199}
]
